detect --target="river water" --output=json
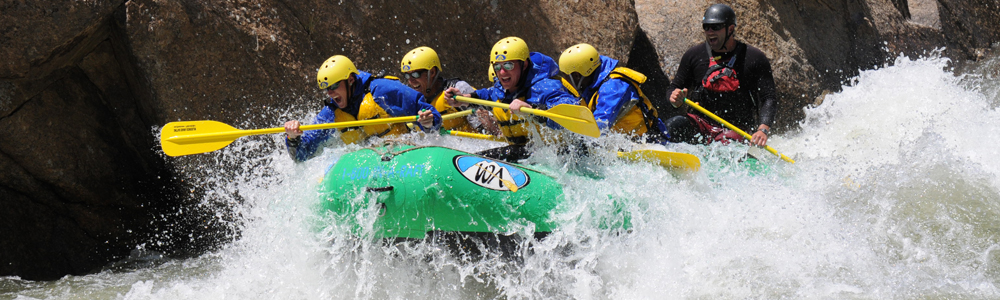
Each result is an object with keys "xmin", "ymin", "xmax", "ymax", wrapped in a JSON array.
[{"xmin": 3, "ymin": 52, "xmax": 999, "ymax": 299}]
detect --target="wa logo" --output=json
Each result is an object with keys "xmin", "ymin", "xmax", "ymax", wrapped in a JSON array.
[{"xmin": 453, "ymin": 156, "xmax": 529, "ymax": 191}]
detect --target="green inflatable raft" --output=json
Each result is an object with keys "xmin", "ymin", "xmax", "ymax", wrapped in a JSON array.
[{"xmin": 318, "ymin": 143, "xmax": 565, "ymax": 240}]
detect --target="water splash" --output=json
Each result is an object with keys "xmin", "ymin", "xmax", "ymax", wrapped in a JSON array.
[{"xmin": 4, "ymin": 52, "xmax": 1000, "ymax": 299}]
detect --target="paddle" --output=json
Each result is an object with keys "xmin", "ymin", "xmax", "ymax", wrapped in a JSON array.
[
  {"xmin": 684, "ymin": 99, "xmax": 795, "ymax": 163},
  {"xmin": 406, "ymin": 109, "xmax": 472, "ymax": 131},
  {"xmin": 440, "ymin": 129, "xmax": 700, "ymax": 172},
  {"xmin": 453, "ymin": 96, "xmax": 600, "ymax": 138},
  {"xmin": 160, "ymin": 116, "xmax": 419, "ymax": 157},
  {"xmin": 617, "ymin": 149, "xmax": 701, "ymax": 172},
  {"xmin": 440, "ymin": 128, "xmax": 508, "ymax": 142},
  {"xmin": 441, "ymin": 109, "xmax": 472, "ymax": 120}
]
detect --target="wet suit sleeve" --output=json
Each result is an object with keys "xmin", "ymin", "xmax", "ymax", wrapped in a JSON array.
[
  {"xmin": 665, "ymin": 45, "xmax": 705, "ymax": 99},
  {"xmin": 285, "ymin": 106, "xmax": 337, "ymax": 162},
  {"xmin": 745, "ymin": 48, "xmax": 778, "ymax": 127},
  {"xmin": 593, "ymin": 79, "xmax": 638, "ymax": 132}
]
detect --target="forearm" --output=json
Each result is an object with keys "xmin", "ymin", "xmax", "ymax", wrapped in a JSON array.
[
  {"xmin": 287, "ymin": 129, "xmax": 331, "ymax": 162},
  {"xmin": 758, "ymin": 98, "xmax": 776, "ymax": 127},
  {"xmin": 285, "ymin": 135, "xmax": 302, "ymax": 162},
  {"xmin": 416, "ymin": 101, "xmax": 442, "ymax": 131}
]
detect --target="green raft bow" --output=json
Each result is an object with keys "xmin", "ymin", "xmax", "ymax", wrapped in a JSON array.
[{"xmin": 318, "ymin": 143, "xmax": 569, "ymax": 239}]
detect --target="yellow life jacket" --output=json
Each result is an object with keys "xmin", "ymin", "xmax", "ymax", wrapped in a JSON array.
[
  {"xmin": 563, "ymin": 67, "xmax": 661, "ymax": 137},
  {"xmin": 490, "ymin": 99, "xmax": 544, "ymax": 145},
  {"xmin": 333, "ymin": 93, "xmax": 410, "ymax": 145},
  {"xmin": 430, "ymin": 91, "xmax": 476, "ymax": 132}
]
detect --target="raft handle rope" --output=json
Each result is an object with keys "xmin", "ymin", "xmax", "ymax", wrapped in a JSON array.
[{"xmin": 368, "ymin": 140, "xmax": 422, "ymax": 161}]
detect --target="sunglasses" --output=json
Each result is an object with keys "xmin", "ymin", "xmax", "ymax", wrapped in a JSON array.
[
  {"xmin": 703, "ymin": 23, "xmax": 726, "ymax": 31},
  {"xmin": 493, "ymin": 61, "xmax": 516, "ymax": 72},
  {"xmin": 403, "ymin": 70, "xmax": 425, "ymax": 80},
  {"xmin": 325, "ymin": 80, "xmax": 342, "ymax": 92}
]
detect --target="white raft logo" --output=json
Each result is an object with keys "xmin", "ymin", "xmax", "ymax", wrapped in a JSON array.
[{"xmin": 453, "ymin": 156, "xmax": 530, "ymax": 191}]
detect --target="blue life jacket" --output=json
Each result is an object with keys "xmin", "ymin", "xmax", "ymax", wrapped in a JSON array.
[
  {"xmin": 471, "ymin": 52, "xmax": 578, "ymax": 144},
  {"xmin": 286, "ymin": 71, "xmax": 441, "ymax": 162},
  {"xmin": 569, "ymin": 55, "xmax": 668, "ymax": 141}
]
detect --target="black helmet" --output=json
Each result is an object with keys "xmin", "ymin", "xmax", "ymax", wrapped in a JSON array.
[{"xmin": 703, "ymin": 4, "xmax": 736, "ymax": 25}]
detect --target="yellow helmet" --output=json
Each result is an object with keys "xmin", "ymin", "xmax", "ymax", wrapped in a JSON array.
[
  {"xmin": 490, "ymin": 37, "xmax": 530, "ymax": 64},
  {"xmin": 316, "ymin": 55, "xmax": 358, "ymax": 89},
  {"xmin": 488, "ymin": 64, "xmax": 497, "ymax": 82},
  {"xmin": 559, "ymin": 43, "xmax": 601, "ymax": 77},
  {"xmin": 400, "ymin": 46, "xmax": 442, "ymax": 73}
]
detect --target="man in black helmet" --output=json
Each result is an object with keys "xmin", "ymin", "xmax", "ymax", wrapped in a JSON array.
[{"xmin": 664, "ymin": 3, "xmax": 778, "ymax": 147}]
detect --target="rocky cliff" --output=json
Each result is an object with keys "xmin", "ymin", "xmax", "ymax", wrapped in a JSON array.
[
  {"xmin": 638, "ymin": 0, "xmax": 998, "ymax": 126},
  {"xmin": 0, "ymin": 0, "xmax": 996, "ymax": 280}
]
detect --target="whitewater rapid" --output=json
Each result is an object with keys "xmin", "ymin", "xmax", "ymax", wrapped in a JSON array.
[{"xmin": 3, "ymin": 53, "xmax": 999, "ymax": 299}]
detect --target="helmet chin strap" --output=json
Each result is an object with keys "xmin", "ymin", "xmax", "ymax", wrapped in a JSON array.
[
  {"xmin": 426, "ymin": 69, "xmax": 441, "ymax": 95},
  {"xmin": 719, "ymin": 25, "xmax": 734, "ymax": 52},
  {"xmin": 344, "ymin": 76, "xmax": 355, "ymax": 105},
  {"xmin": 568, "ymin": 74, "xmax": 580, "ymax": 91}
]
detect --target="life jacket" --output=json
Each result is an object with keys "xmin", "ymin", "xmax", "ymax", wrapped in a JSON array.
[
  {"xmin": 429, "ymin": 78, "xmax": 475, "ymax": 132},
  {"xmin": 491, "ymin": 103, "xmax": 543, "ymax": 145},
  {"xmin": 330, "ymin": 76, "xmax": 410, "ymax": 145},
  {"xmin": 476, "ymin": 52, "xmax": 573, "ymax": 145},
  {"xmin": 563, "ymin": 67, "xmax": 663, "ymax": 138},
  {"xmin": 701, "ymin": 42, "xmax": 741, "ymax": 93}
]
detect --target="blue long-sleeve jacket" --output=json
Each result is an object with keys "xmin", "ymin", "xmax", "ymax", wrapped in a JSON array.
[
  {"xmin": 471, "ymin": 52, "xmax": 577, "ymax": 130},
  {"xmin": 574, "ymin": 55, "xmax": 642, "ymax": 132},
  {"xmin": 286, "ymin": 71, "xmax": 441, "ymax": 162}
]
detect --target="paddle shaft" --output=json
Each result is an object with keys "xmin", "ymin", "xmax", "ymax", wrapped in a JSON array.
[
  {"xmin": 441, "ymin": 109, "xmax": 472, "ymax": 120},
  {"xmin": 442, "ymin": 129, "xmax": 507, "ymax": 142},
  {"xmin": 453, "ymin": 95, "xmax": 594, "ymax": 129},
  {"xmin": 165, "ymin": 116, "xmax": 418, "ymax": 144},
  {"xmin": 684, "ymin": 99, "xmax": 795, "ymax": 163}
]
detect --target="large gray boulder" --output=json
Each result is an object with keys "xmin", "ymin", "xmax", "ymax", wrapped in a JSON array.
[
  {"xmin": 636, "ymin": 0, "xmax": 996, "ymax": 129},
  {"xmin": 0, "ymin": 1, "xmax": 192, "ymax": 281}
]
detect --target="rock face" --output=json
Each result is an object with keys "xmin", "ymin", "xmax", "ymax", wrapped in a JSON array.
[
  {"xmin": 0, "ymin": 0, "xmax": 996, "ymax": 280},
  {"xmin": 123, "ymin": 0, "xmax": 638, "ymax": 125},
  {"xmin": 0, "ymin": 1, "xmax": 179, "ymax": 281},
  {"xmin": 637, "ymin": 0, "xmax": 998, "ymax": 128},
  {"xmin": 0, "ymin": 0, "xmax": 638, "ymax": 280}
]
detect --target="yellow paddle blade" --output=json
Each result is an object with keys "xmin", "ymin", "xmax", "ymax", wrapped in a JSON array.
[
  {"xmin": 160, "ymin": 116, "xmax": 420, "ymax": 157},
  {"xmin": 525, "ymin": 104, "xmax": 601, "ymax": 138},
  {"xmin": 501, "ymin": 177, "xmax": 518, "ymax": 192},
  {"xmin": 618, "ymin": 149, "xmax": 701, "ymax": 172},
  {"xmin": 453, "ymin": 96, "xmax": 600, "ymax": 138},
  {"xmin": 440, "ymin": 128, "xmax": 699, "ymax": 172},
  {"xmin": 160, "ymin": 120, "xmax": 244, "ymax": 157}
]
